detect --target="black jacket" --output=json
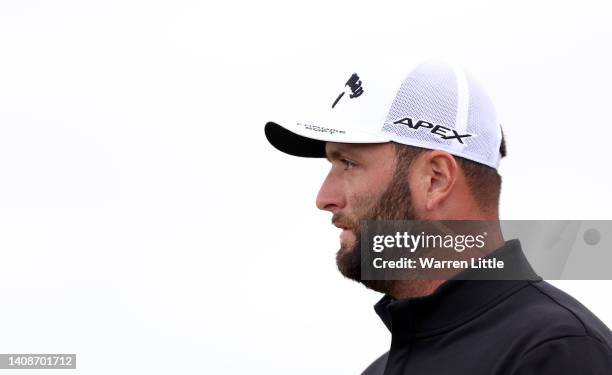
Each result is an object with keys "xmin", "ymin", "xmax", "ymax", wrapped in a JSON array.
[{"xmin": 363, "ymin": 240, "xmax": 612, "ymax": 374}]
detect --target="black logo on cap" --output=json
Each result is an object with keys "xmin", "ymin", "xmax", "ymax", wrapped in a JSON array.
[
  {"xmin": 393, "ymin": 117, "xmax": 473, "ymax": 144},
  {"xmin": 332, "ymin": 73, "xmax": 364, "ymax": 109}
]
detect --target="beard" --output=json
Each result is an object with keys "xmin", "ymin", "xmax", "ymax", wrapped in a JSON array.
[{"xmin": 334, "ymin": 163, "xmax": 416, "ymax": 294}]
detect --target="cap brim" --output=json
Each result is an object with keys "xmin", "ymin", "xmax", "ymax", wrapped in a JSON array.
[
  {"xmin": 265, "ymin": 121, "xmax": 327, "ymax": 157},
  {"xmin": 264, "ymin": 120, "xmax": 390, "ymax": 158}
]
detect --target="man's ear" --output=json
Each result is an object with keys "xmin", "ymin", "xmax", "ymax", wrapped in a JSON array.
[{"xmin": 420, "ymin": 151, "xmax": 458, "ymax": 211}]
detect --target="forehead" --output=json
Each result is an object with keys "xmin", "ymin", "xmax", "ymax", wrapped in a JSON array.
[{"xmin": 325, "ymin": 142, "xmax": 395, "ymax": 161}]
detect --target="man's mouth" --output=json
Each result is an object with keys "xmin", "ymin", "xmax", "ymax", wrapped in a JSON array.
[
  {"xmin": 333, "ymin": 222, "xmax": 355, "ymax": 241},
  {"xmin": 333, "ymin": 222, "xmax": 349, "ymax": 230}
]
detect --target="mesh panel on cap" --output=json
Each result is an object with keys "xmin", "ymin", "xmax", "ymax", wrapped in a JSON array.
[
  {"xmin": 464, "ymin": 72, "xmax": 501, "ymax": 165},
  {"xmin": 379, "ymin": 61, "xmax": 501, "ymax": 169},
  {"xmin": 382, "ymin": 61, "xmax": 459, "ymax": 148}
]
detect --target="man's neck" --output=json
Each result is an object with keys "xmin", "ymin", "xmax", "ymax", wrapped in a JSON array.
[
  {"xmin": 389, "ymin": 225, "xmax": 505, "ymax": 300},
  {"xmin": 390, "ymin": 279, "xmax": 447, "ymax": 299}
]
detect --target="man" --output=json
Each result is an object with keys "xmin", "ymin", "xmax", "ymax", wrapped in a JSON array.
[{"xmin": 264, "ymin": 61, "xmax": 612, "ymax": 374}]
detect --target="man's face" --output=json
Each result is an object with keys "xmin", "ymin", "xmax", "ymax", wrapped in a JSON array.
[{"xmin": 316, "ymin": 142, "xmax": 417, "ymax": 292}]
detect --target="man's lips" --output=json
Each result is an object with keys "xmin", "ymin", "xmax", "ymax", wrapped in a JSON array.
[
  {"xmin": 333, "ymin": 222, "xmax": 355, "ymax": 241},
  {"xmin": 333, "ymin": 223, "xmax": 349, "ymax": 230}
]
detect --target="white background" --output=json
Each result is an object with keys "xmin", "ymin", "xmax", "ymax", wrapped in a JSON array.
[{"xmin": 0, "ymin": 1, "xmax": 611, "ymax": 374}]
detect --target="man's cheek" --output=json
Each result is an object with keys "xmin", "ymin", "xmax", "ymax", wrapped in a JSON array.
[{"xmin": 348, "ymin": 193, "xmax": 378, "ymax": 221}]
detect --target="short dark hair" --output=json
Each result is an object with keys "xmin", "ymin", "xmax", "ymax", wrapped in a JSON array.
[{"xmin": 393, "ymin": 132, "xmax": 506, "ymax": 213}]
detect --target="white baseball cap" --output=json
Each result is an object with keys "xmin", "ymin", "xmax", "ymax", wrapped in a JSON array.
[{"xmin": 264, "ymin": 60, "xmax": 503, "ymax": 169}]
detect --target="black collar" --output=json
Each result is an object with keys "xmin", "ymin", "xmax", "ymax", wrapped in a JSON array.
[{"xmin": 374, "ymin": 239, "xmax": 541, "ymax": 339}]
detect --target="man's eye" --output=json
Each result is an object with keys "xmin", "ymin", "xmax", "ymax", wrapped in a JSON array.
[{"xmin": 341, "ymin": 159, "xmax": 356, "ymax": 170}]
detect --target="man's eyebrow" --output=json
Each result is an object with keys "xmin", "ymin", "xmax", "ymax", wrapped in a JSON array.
[
  {"xmin": 325, "ymin": 149, "xmax": 338, "ymax": 162},
  {"xmin": 325, "ymin": 148, "xmax": 348, "ymax": 162},
  {"xmin": 325, "ymin": 146, "xmax": 361, "ymax": 163}
]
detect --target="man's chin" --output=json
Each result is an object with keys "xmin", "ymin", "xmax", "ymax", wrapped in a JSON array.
[
  {"xmin": 336, "ymin": 244, "xmax": 360, "ymax": 282},
  {"xmin": 336, "ymin": 243, "xmax": 396, "ymax": 295},
  {"xmin": 338, "ymin": 240, "xmax": 355, "ymax": 256}
]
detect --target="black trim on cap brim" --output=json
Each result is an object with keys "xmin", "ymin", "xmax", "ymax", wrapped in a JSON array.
[{"xmin": 264, "ymin": 121, "xmax": 327, "ymax": 158}]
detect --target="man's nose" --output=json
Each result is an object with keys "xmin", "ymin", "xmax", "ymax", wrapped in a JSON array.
[{"xmin": 316, "ymin": 172, "xmax": 346, "ymax": 213}]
